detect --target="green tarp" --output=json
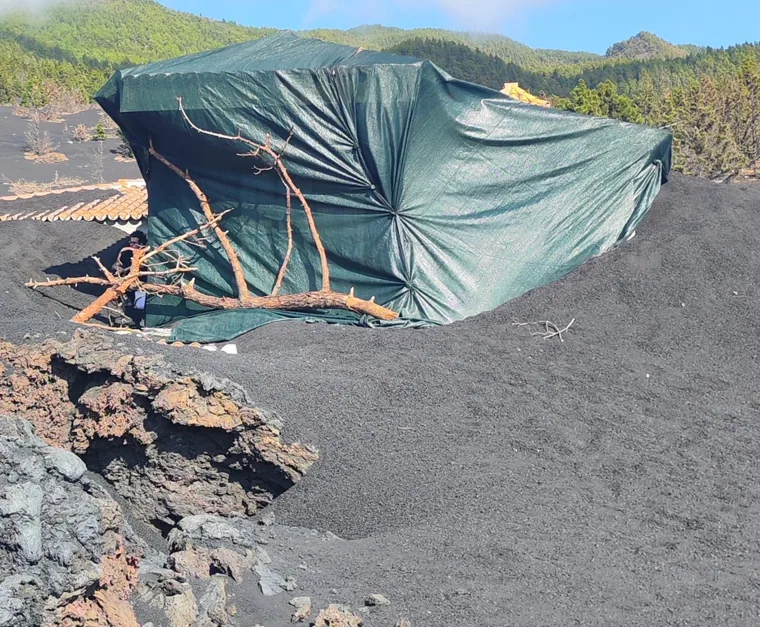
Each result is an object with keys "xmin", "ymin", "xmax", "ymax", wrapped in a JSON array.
[{"xmin": 96, "ymin": 32, "xmax": 672, "ymax": 342}]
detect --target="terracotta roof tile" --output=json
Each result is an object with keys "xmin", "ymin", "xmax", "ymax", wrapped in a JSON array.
[
  {"xmin": 43, "ymin": 206, "xmax": 71, "ymax": 221},
  {"xmin": 0, "ymin": 180, "xmax": 148, "ymax": 225},
  {"xmin": 55, "ymin": 203, "xmax": 85, "ymax": 221}
]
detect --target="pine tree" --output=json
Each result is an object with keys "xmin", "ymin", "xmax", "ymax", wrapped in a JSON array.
[
  {"xmin": 567, "ymin": 79, "xmax": 603, "ymax": 116},
  {"xmin": 634, "ymin": 70, "xmax": 661, "ymax": 125},
  {"xmin": 739, "ymin": 56, "xmax": 760, "ymax": 175},
  {"xmin": 611, "ymin": 92, "xmax": 645, "ymax": 124},
  {"xmin": 596, "ymin": 80, "xmax": 644, "ymax": 123},
  {"xmin": 671, "ymin": 76, "xmax": 746, "ymax": 177}
]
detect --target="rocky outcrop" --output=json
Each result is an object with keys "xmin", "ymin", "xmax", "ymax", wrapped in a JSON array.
[
  {"xmin": 138, "ymin": 514, "xmax": 299, "ymax": 626},
  {"xmin": 0, "ymin": 333, "xmax": 359, "ymax": 627},
  {"xmin": 0, "ymin": 330, "xmax": 317, "ymax": 528},
  {"xmin": 0, "ymin": 416, "xmax": 140, "ymax": 627},
  {"xmin": 313, "ymin": 605, "xmax": 364, "ymax": 627}
]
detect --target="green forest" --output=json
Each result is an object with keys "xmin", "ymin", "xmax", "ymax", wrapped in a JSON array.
[{"xmin": 1, "ymin": 0, "xmax": 758, "ymax": 179}]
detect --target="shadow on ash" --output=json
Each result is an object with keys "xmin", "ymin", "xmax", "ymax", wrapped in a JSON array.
[{"xmin": 0, "ymin": 330, "xmax": 351, "ymax": 627}]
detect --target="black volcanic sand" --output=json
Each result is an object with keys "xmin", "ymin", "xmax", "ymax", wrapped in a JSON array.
[
  {"xmin": 1, "ymin": 174, "xmax": 759, "ymax": 626},
  {"xmin": 0, "ymin": 106, "xmax": 140, "ymax": 195},
  {"xmin": 0, "ymin": 220, "xmax": 126, "ymax": 334}
]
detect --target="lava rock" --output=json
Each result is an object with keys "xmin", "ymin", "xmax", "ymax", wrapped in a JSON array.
[
  {"xmin": 289, "ymin": 595, "xmax": 312, "ymax": 622},
  {"xmin": 313, "ymin": 604, "xmax": 364, "ymax": 627},
  {"xmin": 365, "ymin": 593, "xmax": 391, "ymax": 607},
  {"xmin": 0, "ymin": 331, "xmax": 318, "ymax": 526},
  {"xmin": 0, "ymin": 416, "xmax": 140, "ymax": 627}
]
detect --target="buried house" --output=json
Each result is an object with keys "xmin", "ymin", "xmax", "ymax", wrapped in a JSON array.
[{"xmin": 94, "ymin": 31, "xmax": 672, "ymax": 342}]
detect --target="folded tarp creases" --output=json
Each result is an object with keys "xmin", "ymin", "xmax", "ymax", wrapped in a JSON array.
[{"xmin": 96, "ymin": 31, "xmax": 672, "ymax": 342}]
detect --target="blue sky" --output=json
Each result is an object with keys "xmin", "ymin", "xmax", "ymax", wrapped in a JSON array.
[{"xmin": 158, "ymin": 0, "xmax": 759, "ymax": 54}]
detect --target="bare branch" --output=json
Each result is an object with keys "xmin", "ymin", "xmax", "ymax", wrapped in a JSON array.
[
  {"xmin": 271, "ymin": 185, "xmax": 293, "ymax": 296},
  {"xmin": 512, "ymin": 318, "xmax": 576, "ymax": 342},
  {"xmin": 543, "ymin": 318, "xmax": 575, "ymax": 342},
  {"xmin": 93, "ymin": 256, "xmax": 116, "ymax": 282},
  {"xmin": 137, "ymin": 267, "xmax": 197, "ymax": 278},
  {"xmin": 277, "ymin": 126, "xmax": 296, "ymax": 159},
  {"xmin": 144, "ymin": 209, "xmax": 231, "ymax": 261},
  {"xmin": 25, "ymin": 103, "xmax": 400, "ymax": 330},
  {"xmin": 148, "ymin": 139, "xmax": 250, "ymax": 299},
  {"xmin": 142, "ymin": 281, "xmax": 398, "ymax": 321},
  {"xmin": 177, "ymin": 97, "xmax": 263, "ymax": 154},
  {"xmin": 27, "ymin": 276, "xmax": 110, "ymax": 289},
  {"xmin": 177, "ymin": 97, "xmax": 331, "ymax": 291}
]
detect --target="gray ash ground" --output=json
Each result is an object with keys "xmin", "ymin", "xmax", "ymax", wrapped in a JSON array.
[
  {"xmin": 1, "ymin": 173, "xmax": 759, "ymax": 626},
  {"xmin": 0, "ymin": 221, "xmax": 127, "ymax": 335},
  {"xmin": 0, "ymin": 106, "xmax": 140, "ymax": 195}
]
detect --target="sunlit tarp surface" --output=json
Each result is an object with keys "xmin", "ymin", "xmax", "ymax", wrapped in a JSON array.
[{"xmin": 97, "ymin": 32, "xmax": 672, "ymax": 342}]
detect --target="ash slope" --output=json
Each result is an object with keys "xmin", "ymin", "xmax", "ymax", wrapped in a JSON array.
[
  {"xmin": 0, "ymin": 106, "xmax": 140, "ymax": 195},
  {"xmin": 0, "ymin": 220, "xmax": 126, "ymax": 336},
  {"xmin": 0, "ymin": 174, "xmax": 758, "ymax": 626},
  {"xmin": 166, "ymin": 174, "xmax": 760, "ymax": 627}
]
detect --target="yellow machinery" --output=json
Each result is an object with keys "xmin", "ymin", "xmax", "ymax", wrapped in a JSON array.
[{"xmin": 501, "ymin": 82, "xmax": 551, "ymax": 107}]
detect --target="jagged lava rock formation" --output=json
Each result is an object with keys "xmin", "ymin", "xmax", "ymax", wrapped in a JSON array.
[
  {"xmin": 0, "ymin": 416, "xmax": 140, "ymax": 627},
  {"xmin": 0, "ymin": 330, "xmax": 317, "ymax": 529}
]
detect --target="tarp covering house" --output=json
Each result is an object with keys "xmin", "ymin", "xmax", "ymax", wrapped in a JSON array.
[{"xmin": 96, "ymin": 32, "xmax": 672, "ymax": 342}]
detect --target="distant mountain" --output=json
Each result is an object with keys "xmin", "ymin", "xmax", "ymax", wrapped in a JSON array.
[
  {"xmin": 302, "ymin": 25, "xmax": 602, "ymax": 68},
  {"xmin": 606, "ymin": 32, "xmax": 690, "ymax": 60},
  {"xmin": 0, "ymin": 0, "xmax": 727, "ymax": 109},
  {"xmin": 0, "ymin": 0, "xmax": 635, "ymax": 72},
  {"xmin": 3, "ymin": 0, "xmax": 757, "ymax": 182}
]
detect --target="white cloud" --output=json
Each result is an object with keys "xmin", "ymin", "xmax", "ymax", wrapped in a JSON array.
[
  {"xmin": 0, "ymin": 0, "xmax": 73, "ymax": 15},
  {"xmin": 304, "ymin": 0, "xmax": 558, "ymax": 31}
]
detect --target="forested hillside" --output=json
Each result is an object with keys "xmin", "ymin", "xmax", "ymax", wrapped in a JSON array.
[
  {"xmin": 1, "ymin": 0, "xmax": 758, "ymax": 179},
  {"xmin": 0, "ymin": 39, "xmax": 110, "ymax": 105},
  {"xmin": 303, "ymin": 24, "xmax": 601, "ymax": 68},
  {"xmin": 387, "ymin": 39, "xmax": 509, "ymax": 90},
  {"xmin": 0, "ymin": 0, "xmax": 274, "ymax": 65},
  {"xmin": 0, "ymin": 0, "xmax": 275, "ymax": 105},
  {"xmin": 0, "ymin": 1, "xmax": 600, "ymax": 71},
  {"xmin": 0, "ymin": 0, "xmax": 599, "ymax": 106},
  {"xmin": 606, "ymin": 31, "xmax": 690, "ymax": 60}
]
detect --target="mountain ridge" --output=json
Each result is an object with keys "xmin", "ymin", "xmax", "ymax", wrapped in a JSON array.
[
  {"xmin": 0, "ymin": 0, "xmax": 700, "ymax": 71},
  {"xmin": 606, "ymin": 31, "xmax": 691, "ymax": 60},
  {"xmin": 1, "ymin": 0, "xmax": 758, "ymax": 183}
]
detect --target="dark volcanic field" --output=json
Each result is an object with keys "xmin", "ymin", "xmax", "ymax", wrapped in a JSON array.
[
  {"xmin": 1, "ymin": 174, "xmax": 759, "ymax": 626},
  {"xmin": 0, "ymin": 105, "xmax": 140, "ymax": 194},
  {"xmin": 0, "ymin": 218, "xmax": 128, "ymax": 334}
]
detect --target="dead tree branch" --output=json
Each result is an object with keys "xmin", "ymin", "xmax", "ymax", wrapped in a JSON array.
[
  {"xmin": 27, "ymin": 276, "xmax": 110, "ymax": 289},
  {"xmin": 26, "ymin": 106, "xmax": 399, "ymax": 329},
  {"xmin": 140, "ymin": 280, "xmax": 397, "ymax": 320},
  {"xmin": 512, "ymin": 318, "xmax": 576, "ymax": 342},
  {"xmin": 148, "ymin": 139, "xmax": 249, "ymax": 299},
  {"xmin": 177, "ymin": 97, "xmax": 331, "ymax": 291},
  {"xmin": 93, "ymin": 257, "xmax": 116, "ymax": 282},
  {"xmin": 271, "ymin": 185, "xmax": 293, "ymax": 296}
]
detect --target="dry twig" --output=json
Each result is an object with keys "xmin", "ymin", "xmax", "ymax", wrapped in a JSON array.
[{"xmin": 512, "ymin": 318, "xmax": 576, "ymax": 342}]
